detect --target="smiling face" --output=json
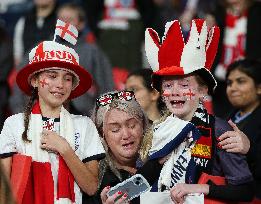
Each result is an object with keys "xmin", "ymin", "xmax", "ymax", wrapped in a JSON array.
[
  {"xmin": 161, "ymin": 75, "xmax": 207, "ymax": 121},
  {"xmin": 103, "ymin": 108, "xmax": 143, "ymax": 165},
  {"xmin": 31, "ymin": 68, "xmax": 74, "ymax": 110},
  {"xmin": 226, "ymin": 69, "xmax": 261, "ymax": 113}
]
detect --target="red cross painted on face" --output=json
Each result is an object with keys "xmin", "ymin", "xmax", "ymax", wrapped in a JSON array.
[
  {"xmin": 183, "ymin": 89, "xmax": 195, "ymax": 100},
  {"xmin": 39, "ymin": 79, "xmax": 49, "ymax": 88},
  {"xmin": 56, "ymin": 23, "xmax": 77, "ymax": 40}
]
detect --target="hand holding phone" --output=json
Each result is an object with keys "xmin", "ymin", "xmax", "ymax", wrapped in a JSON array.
[{"xmin": 107, "ymin": 174, "xmax": 151, "ymax": 201}]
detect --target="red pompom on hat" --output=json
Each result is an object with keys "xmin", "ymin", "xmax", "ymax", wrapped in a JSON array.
[
  {"xmin": 16, "ymin": 19, "xmax": 93, "ymax": 99},
  {"xmin": 145, "ymin": 19, "xmax": 220, "ymax": 93}
]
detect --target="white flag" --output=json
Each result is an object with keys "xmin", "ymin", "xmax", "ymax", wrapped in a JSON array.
[{"xmin": 54, "ymin": 19, "xmax": 78, "ymax": 45}]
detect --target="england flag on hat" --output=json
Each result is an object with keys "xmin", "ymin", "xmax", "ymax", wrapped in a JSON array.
[{"xmin": 54, "ymin": 19, "xmax": 78, "ymax": 45}]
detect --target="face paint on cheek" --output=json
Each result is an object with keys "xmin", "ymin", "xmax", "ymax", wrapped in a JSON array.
[
  {"xmin": 39, "ymin": 78, "xmax": 49, "ymax": 88},
  {"xmin": 182, "ymin": 89, "xmax": 196, "ymax": 101},
  {"xmin": 162, "ymin": 90, "xmax": 171, "ymax": 97}
]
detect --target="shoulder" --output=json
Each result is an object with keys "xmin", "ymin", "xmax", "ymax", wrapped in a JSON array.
[
  {"xmin": 4, "ymin": 113, "xmax": 24, "ymax": 125},
  {"xmin": 71, "ymin": 114, "xmax": 93, "ymax": 123},
  {"xmin": 214, "ymin": 117, "xmax": 233, "ymax": 137}
]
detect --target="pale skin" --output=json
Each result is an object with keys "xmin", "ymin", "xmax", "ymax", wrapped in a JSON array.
[
  {"xmin": 99, "ymin": 108, "xmax": 144, "ymax": 203},
  {"xmin": 161, "ymin": 75, "xmax": 250, "ymax": 203},
  {"xmin": 1, "ymin": 68, "xmax": 99, "ymax": 195},
  {"xmin": 100, "ymin": 186, "xmax": 129, "ymax": 204}
]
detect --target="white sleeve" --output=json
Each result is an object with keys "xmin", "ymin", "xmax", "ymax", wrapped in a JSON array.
[
  {"xmin": 0, "ymin": 117, "xmax": 17, "ymax": 156},
  {"xmin": 79, "ymin": 117, "xmax": 105, "ymax": 163},
  {"xmin": 13, "ymin": 17, "xmax": 25, "ymax": 64}
]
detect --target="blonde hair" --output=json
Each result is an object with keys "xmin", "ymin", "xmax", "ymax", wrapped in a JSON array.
[{"xmin": 91, "ymin": 91, "xmax": 149, "ymax": 188}]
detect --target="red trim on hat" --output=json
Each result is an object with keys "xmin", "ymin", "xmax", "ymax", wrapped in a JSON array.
[
  {"xmin": 16, "ymin": 60, "xmax": 92, "ymax": 99},
  {"xmin": 154, "ymin": 65, "xmax": 185, "ymax": 76}
]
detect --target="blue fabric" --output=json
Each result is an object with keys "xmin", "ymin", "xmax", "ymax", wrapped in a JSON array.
[{"xmin": 149, "ymin": 123, "xmax": 200, "ymax": 160}]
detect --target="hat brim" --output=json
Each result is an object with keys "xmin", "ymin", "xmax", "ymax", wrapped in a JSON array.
[
  {"xmin": 16, "ymin": 60, "xmax": 93, "ymax": 99},
  {"xmin": 152, "ymin": 66, "xmax": 217, "ymax": 94}
]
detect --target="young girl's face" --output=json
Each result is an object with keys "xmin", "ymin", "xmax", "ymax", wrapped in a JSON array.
[
  {"xmin": 31, "ymin": 68, "xmax": 74, "ymax": 108},
  {"xmin": 161, "ymin": 75, "xmax": 206, "ymax": 121}
]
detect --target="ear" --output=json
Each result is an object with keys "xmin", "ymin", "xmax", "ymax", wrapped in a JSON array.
[
  {"xmin": 199, "ymin": 85, "xmax": 208, "ymax": 101},
  {"xmin": 150, "ymin": 89, "xmax": 160, "ymax": 102},
  {"xmin": 30, "ymin": 75, "xmax": 38, "ymax": 88},
  {"xmin": 257, "ymin": 84, "xmax": 261, "ymax": 95}
]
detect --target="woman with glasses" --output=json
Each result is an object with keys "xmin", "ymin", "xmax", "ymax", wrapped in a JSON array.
[{"xmin": 82, "ymin": 90, "xmax": 177, "ymax": 204}]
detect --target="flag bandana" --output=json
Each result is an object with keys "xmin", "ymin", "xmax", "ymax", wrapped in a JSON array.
[{"xmin": 54, "ymin": 19, "xmax": 78, "ymax": 45}]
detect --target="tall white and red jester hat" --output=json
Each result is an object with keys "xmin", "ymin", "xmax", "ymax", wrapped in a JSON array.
[
  {"xmin": 16, "ymin": 19, "xmax": 92, "ymax": 99},
  {"xmin": 145, "ymin": 19, "xmax": 220, "ymax": 93}
]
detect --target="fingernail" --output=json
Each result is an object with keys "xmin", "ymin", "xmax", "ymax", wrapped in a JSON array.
[
  {"xmin": 118, "ymin": 191, "xmax": 122, "ymax": 195},
  {"xmin": 123, "ymin": 193, "xmax": 128, "ymax": 198},
  {"xmin": 217, "ymin": 137, "xmax": 221, "ymax": 141},
  {"xmin": 106, "ymin": 186, "xmax": 110, "ymax": 189},
  {"xmin": 217, "ymin": 143, "xmax": 222, "ymax": 149}
]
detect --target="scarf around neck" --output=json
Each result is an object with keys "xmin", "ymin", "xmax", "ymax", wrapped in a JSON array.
[
  {"xmin": 148, "ymin": 114, "xmax": 200, "ymax": 191},
  {"xmin": 22, "ymin": 101, "xmax": 75, "ymax": 204}
]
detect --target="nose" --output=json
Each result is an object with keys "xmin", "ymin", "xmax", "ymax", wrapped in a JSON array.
[
  {"xmin": 121, "ymin": 127, "xmax": 131, "ymax": 140},
  {"xmin": 56, "ymin": 77, "xmax": 64, "ymax": 89},
  {"xmin": 228, "ymin": 81, "xmax": 237, "ymax": 92},
  {"xmin": 170, "ymin": 83, "xmax": 183, "ymax": 96}
]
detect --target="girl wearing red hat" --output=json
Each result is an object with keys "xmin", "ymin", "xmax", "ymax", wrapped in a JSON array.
[
  {"xmin": 0, "ymin": 19, "xmax": 105, "ymax": 204},
  {"xmin": 142, "ymin": 19, "xmax": 254, "ymax": 203}
]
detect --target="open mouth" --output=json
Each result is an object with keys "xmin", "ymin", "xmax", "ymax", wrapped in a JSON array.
[
  {"xmin": 170, "ymin": 100, "xmax": 185, "ymax": 107},
  {"xmin": 122, "ymin": 141, "xmax": 134, "ymax": 149},
  {"xmin": 51, "ymin": 92, "xmax": 64, "ymax": 97}
]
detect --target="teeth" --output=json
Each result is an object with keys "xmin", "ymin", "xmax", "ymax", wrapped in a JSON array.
[{"xmin": 53, "ymin": 93, "xmax": 62, "ymax": 97}]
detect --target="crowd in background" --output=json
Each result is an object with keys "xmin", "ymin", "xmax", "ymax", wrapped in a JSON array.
[{"xmin": 0, "ymin": 0, "xmax": 261, "ymax": 203}]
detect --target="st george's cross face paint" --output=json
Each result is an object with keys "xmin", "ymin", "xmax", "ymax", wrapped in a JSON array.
[{"xmin": 161, "ymin": 75, "xmax": 204, "ymax": 121}]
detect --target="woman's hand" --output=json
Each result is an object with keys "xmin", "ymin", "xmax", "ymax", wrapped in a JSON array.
[
  {"xmin": 100, "ymin": 186, "xmax": 129, "ymax": 204},
  {"xmin": 40, "ymin": 130, "xmax": 70, "ymax": 154},
  {"xmin": 218, "ymin": 120, "xmax": 250, "ymax": 154},
  {"xmin": 170, "ymin": 184, "xmax": 209, "ymax": 204}
]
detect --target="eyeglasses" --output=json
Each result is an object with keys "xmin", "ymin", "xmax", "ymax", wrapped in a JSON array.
[{"xmin": 96, "ymin": 91, "xmax": 135, "ymax": 107}]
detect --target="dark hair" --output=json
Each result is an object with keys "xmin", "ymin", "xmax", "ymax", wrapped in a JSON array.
[
  {"xmin": 127, "ymin": 69, "xmax": 154, "ymax": 91},
  {"xmin": 226, "ymin": 59, "xmax": 261, "ymax": 87},
  {"xmin": 127, "ymin": 68, "xmax": 166, "ymax": 111},
  {"xmin": 57, "ymin": 2, "xmax": 86, "ymax": 23}
]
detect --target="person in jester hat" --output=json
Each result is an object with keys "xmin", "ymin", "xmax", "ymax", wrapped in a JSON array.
[
  {"xmin": 0, "ymin": 19, "xmax": 105, "ymax": 204},
  {"xmin": 140, "ymin": 19, "xmax": 254, "ymax": 203}
]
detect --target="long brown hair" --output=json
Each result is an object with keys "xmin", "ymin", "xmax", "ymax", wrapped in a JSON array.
[{"xmin": 22, "ymin": 88, "xmax": 38, "ymax": 142}]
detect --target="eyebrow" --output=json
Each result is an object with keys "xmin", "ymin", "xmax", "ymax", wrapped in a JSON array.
[
  {"xmin": 107, "ymin": 117, "xmax": 136, "ymax": 125},
  {"xmin": 45, "ymin": 70, "xmax": 74, "ymax": 77}
]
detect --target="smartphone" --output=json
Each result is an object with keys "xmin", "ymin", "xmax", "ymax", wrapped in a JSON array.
[{"xmin": 107, "ymin": 174, "xmax": 151, "ymax": 201}]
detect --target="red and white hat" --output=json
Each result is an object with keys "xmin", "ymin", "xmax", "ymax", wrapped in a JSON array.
[
  {"xmin": 16, "ymin": 19, "xmax": 93, "ymax": 99},
  {"xmin": 145, "ymin": 19, "xmax": 220, "ymax": 93}
]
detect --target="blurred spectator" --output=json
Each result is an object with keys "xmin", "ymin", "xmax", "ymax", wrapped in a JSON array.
[
  {"xmin": 82, "ymin": 0, "xmax": 146, "ymax": 72},
  {"xmin": 13, "ymin": 0, "xmax": 58, "ymax": 66},
  {"xmin": 208, "ymin": 0, "xmax": 261, "ymax": 118},
  {"xmin": 125, "ymin": 68, "xmax": 163, "ymax": 122},
  {"xmin": 9, "ymin": 2, "xmax": 114, "ymax": 117},
  {"xmin": 0, "ymin": 0, "xmax": 33, "ymax": 36},
  {"xmin": 57, "ymin": 2, "xmax": 114, "ymax": 116},
  {"xmin": 226, "ymin": 59, "xmax": 261, "ymax": 201},
  {"xmin": 0, "ymin": 22, "xmax": 13, "ymax": 131}
]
